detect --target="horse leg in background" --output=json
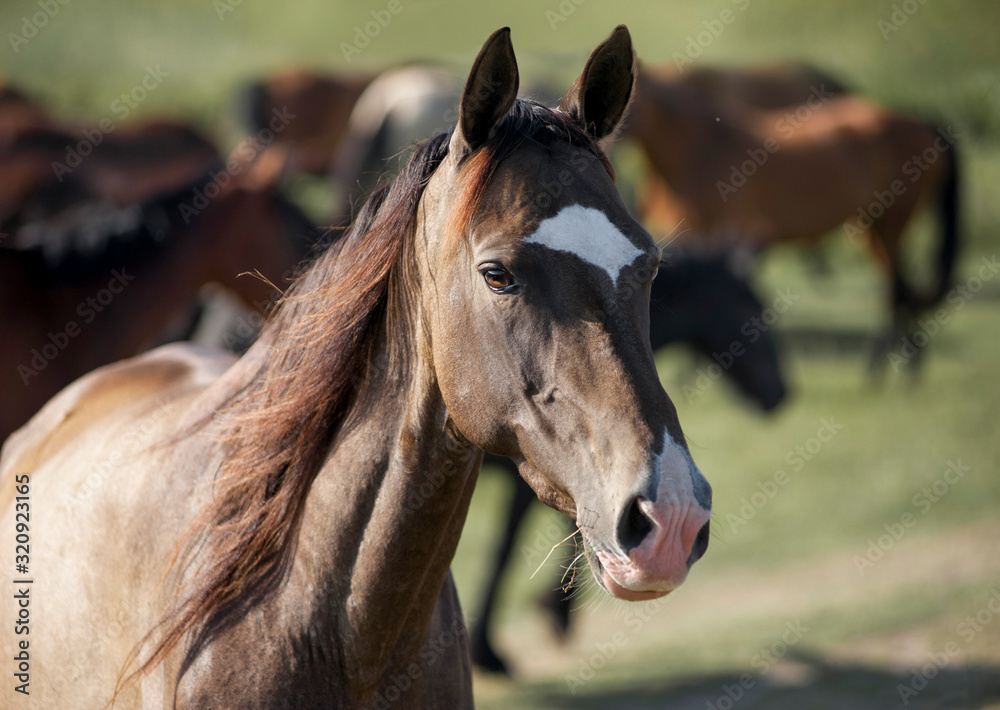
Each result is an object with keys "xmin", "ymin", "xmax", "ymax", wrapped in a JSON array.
[
  {"xmin": 470, "ymin": 457, "xmax": 575, "ymax": 675},
  {"xmin": 470, "ymin": 457, "xmax": 538, "ymax": 674},
  {"xmin": 864, "ymin": 215, "xmax": 925, "ymax": 378}
]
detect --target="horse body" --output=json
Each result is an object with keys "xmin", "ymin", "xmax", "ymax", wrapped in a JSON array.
[
  {"xmin": 630, "ymin": 72, "xmax": 958, "ymax": 319},
  {"xmin": 665, "ymin": 61, "xmax": 849, "ymax": 110},
  {"xmin": 0, "ymin": 120, "xmax": 220, "ymax": 233},
  {"xmin": 1, "ymin": 346, "xmax": 231, "ymax": 706},
  {"xmin": 1, "ymin": 27, "xmax": 712, "ymax": 707},
  {"xmin": 4, "ymin": 341, "xmax": 474, "ymax": 708}
]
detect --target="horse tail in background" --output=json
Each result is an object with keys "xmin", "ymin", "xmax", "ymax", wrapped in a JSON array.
[{"xmin": 931, "ymin": 129, "xmax": 960, "ymax": 306}]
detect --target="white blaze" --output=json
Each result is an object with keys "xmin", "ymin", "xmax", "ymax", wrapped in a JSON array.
[
  {"xmin": 650, "ymin": 429, "xmax": 703, "ymax": 507},
  {"xmin": 524, "ymin": 205, "xmax": 643, "ymax": 286}
]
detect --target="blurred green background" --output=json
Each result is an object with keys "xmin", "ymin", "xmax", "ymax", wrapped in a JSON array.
[{"xmin": 5, "ymin": 1, "xmax": 999, "ymax": 707}]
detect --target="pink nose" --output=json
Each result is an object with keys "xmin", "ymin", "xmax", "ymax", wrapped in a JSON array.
[{"xmin": 599, "ymin": 499, "xmax": 711, "ymax": 599}]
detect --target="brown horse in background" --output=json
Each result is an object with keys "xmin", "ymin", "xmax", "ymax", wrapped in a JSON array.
[
  {"xmin": 0, "ymin": 82, "xmax": 51, "ymax": 149},
  {"xmin": 0, "ymin": 152, "xmax": 316, "ymax": 444},
  {"xmin": 666, "ymin": 61, "xmax": 850, "ymax": 110},
  {"xmin": 1, "ymin": 27, "xmax": 712, "ymax": 708},
  {"xmin": 628, "ymin": 69, "xmax": 959, "ymax": 343},
  {"xmin": 0, "ymin": 117, "xmax": 219, "ymax": 234},
  {"xmin": 241, "ymin": 68, "xmax": 373, "ymax": 176}
]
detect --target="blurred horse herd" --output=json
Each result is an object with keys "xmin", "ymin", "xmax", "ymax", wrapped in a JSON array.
[{"xmin": 0, "ymin": 44, "xmax": 959, "ymax": 678}]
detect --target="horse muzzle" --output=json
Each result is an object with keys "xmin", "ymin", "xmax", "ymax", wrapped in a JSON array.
[{"xmin": 592, "ymin": 499, "xmax": 711, "ymax": 600}]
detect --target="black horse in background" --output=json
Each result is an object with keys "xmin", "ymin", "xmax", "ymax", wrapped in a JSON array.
[{"xmin": 471, "ymin": 250, "xmax": 787, "ymax": 675}]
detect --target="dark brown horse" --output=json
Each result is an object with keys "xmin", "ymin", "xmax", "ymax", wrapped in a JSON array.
[
  {"xmin": 0, "ymin": 118, "xmax": 220, "ymax": 236},
  {"xmin": 628, "ymin": 69, "xmax": 959, "ymax": 345},
  {"xmin": 1, "ymin": 27, "xmax": 711, "ymax": 708},
  {"xmin": 0, "ymin": 154, "xmax": 315, "ymax": 445}
]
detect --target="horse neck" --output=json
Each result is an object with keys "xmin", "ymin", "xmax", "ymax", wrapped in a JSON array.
[{"xmin": 270, "ymin": 317, "xmax": 481, "ymax": 694}]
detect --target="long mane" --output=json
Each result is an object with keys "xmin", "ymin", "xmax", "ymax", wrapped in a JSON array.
[{"xmin": 126, "ymin": 99, "xmax": 612, "ymax": 688}]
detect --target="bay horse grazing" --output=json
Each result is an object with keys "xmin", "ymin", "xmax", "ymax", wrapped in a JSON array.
[
  {"xmin": 0, "ymin": 154, "xmax": 315, "ymax": 444},
  {"xmin": 628, "ymin": 70, "xmax": 960, "ymax": 346},
  {"xmin": 472, "ymin": 250, "xmax": 786, "ymax": 674},
  {"xmin": 242, "ymin": 69, "xmax": 373, "ymax": 176},
  {"xmin": 0, "ymin": 26, "xmax": 712, "ymax": 708}
]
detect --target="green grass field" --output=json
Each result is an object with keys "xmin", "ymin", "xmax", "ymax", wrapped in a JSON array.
[{"xmin": 5, "ymin": 1, "xmax": 999, "ymax": 707}]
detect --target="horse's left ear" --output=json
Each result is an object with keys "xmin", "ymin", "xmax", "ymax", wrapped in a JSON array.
[
  {"xmin": 450, "ymin": 27, "xmax": 519, "ymax": 160},
  {"xmin": 559, "ymin": 25, "xmax": 636, "ymax": 144}
]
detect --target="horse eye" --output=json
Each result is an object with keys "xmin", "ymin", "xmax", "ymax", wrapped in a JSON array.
[{"xmin": 483, "ymin": 268, "xmax": 515, "ymax": 292}]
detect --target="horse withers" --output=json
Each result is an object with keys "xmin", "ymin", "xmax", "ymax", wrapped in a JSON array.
[{"xmin": 1, "ymin": 27, "xmax": 711, "ymax": 708}]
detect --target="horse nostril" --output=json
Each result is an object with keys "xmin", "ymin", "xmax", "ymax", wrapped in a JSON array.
[
  {"xmin": 687, "ymin": 520, "xmax": 710, "ymax": 566},
  {"xmin": 617, "ymin": 496, "xmax": 654, "ymax": 553}
]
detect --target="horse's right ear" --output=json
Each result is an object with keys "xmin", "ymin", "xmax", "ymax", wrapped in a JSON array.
[
  {"xmin": 559, "ymin": 25, "xmax": 636, "ymax": 145},
  {"xmin": 450, "ymin": 27, "xmax": 519, "ymax": 160}
]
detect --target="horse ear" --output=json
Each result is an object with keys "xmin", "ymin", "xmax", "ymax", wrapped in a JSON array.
[
  {"xmin": 450, "ymin": 27, "xmax": 519, "ymax": 159},
  {"xmin": 558, "ymin": 25, "xmax": 636, "ymax": 144}
]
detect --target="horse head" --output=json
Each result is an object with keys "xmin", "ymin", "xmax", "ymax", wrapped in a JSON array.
[{"xmin": 416, "ymin": 27, "xmax": 712, "ymax": 600}]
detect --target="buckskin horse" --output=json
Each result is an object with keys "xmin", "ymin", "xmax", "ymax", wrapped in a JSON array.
[
  {"xmin": 628, "ymin": 69, "xmax": 960, "ymax": 352},
  {"xmin": 1, "ymin": 27, "xmax": 712, "ymax": 708}
]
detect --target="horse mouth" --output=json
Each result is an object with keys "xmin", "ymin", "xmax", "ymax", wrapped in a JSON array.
[{"xmin": 585, "ymin": 545, "xmax": 676, "ymax": 602}]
